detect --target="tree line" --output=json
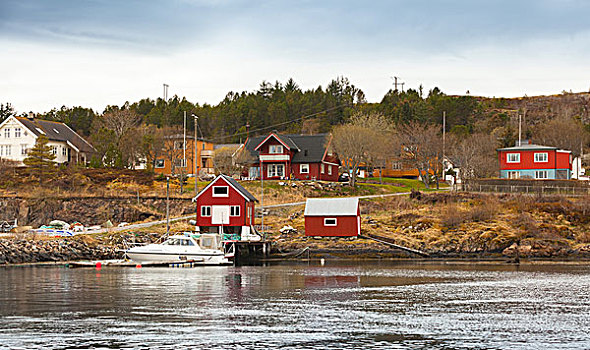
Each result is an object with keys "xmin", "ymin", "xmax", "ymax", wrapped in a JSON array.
[{"xmin": 1, "ymin": 77, "xmax": 588, "ymax": 175}]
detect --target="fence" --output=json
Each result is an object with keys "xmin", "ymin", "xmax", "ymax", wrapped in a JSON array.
[{"xmin": 461, "ymin": 179, "xmax": 590, "ymax": 197}]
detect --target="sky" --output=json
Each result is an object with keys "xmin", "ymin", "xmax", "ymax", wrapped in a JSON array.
[{"xmin": 1, "ymin": 0, "xmax": 590, "ymax": 113}]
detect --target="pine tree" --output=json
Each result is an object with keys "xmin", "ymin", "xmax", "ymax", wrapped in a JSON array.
[{"xmin": 23, "ymin": 135, "xmax": 56, "ymax": 185}]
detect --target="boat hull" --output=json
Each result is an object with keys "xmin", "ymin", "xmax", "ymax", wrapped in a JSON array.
[{"xmin": 126, "ymin": 252, "xmax": 231, "ymax": 265}]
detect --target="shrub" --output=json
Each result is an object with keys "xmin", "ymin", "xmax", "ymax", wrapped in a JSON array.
[{"xmin": 440, "ymin": 204, "xmax": 466, "ymax": 229}]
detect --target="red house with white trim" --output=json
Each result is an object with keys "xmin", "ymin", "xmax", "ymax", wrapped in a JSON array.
[
  {"xmin": 192, "ymin": 174, "xmax": 260, "ymax": 240},
  {"xmin": 239, "ymin": 132, "xmax": 340, "ymax": 181},
  {"xmin": 497, "ymin": 142, "xmax": 572, "ymax": 180},
  {"xmin": 304, "ymin": 197, "xmax": 360, "ymax": 237}
]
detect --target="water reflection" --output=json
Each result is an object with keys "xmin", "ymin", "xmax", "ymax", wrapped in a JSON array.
[{"xmin": 1, "ymin": 262, "xmax": 589, "ymax": 349}]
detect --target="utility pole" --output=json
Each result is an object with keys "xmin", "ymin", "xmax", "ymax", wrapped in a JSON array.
[
  {"xmin": 390, "ymin": 76, "xmax": 404, "ymax": 91},
  {"xmin": 260, "ymin": 159, "xmax": 264, "ymax": 239},
  {"xmin": 442, "ymin": 111, "xmax": 446, "ymax": 161},
  {"xmin": 163, "ymin": 83, "xmax": 169, "ymax": 101},
  {"xmin": 192, "ymin": 114, "xmax": 199, "ymax": 195},
  {"xmin": 166, "ymin": 176, "xmax": 170, "ymax": 235},
  {"xmin": 518, "ymin": 114, "xmax": 522, "ymax": 146}
]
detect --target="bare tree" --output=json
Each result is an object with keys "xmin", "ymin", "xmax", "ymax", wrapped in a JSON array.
[
  {"xmin": 448, "ymin": 133, "xmax": 498, "ymax": 180},
  {"xmin": 213, "ymin": 146, "xmax": 240, "ymax": 176},
  {"xmin": 395, "ymin": 121, "xmax": 442, "ymax": 188},
  {"xmin": 534, "ymin": 115, "xmax": 588, "ymax": 157},
  {"xmin": 100, "ymin": 109, "xmax": 142, "ymax": 143},
  {"xmin": 332, "ymin": 112, "xmax": 393, "ymax": 186}
]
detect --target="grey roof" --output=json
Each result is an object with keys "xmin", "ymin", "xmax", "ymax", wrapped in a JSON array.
[
  {"xmin": 304, "ymin": 197, "xmax": 359, "ymax": 216},
  {"xmin": 220, "ymin": 174, "xmax": 258, "ymax": 202},
  {"xmin": 193, "ymin": 174, "xmax": 258, "ymax": 202},
  {"xmin": 497, "ymin": 144, "xmax": 561, "ymax": 152},
  {"xmin": 17, "ymin": 117, "xmax": 95, "ymax": 154},
  {"xmin": 244, "ymin": 133, "xmax": 332, "ymax": 163}
]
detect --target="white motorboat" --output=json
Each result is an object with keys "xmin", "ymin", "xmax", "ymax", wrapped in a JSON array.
[{"xmin": 126, "ymin": 234, "xmax": 232, "ymax": 265}]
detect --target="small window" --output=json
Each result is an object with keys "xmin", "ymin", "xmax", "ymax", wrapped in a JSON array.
[
  {"xmin": 5, "ymin": 145, "xmax": 11, "ymax": 156},
  {"xmin": 300, "ymin": 164, "xmax": 309, "ymax": 174},
  {"xmin": 534, "ymin": 152, "xmax": 548, "ymax": 162},
  {"xmin": 174, "ymin": 141, "xmax": 185, "ymax": 150},
  {"xmin": 21, "ymin": 144, "xmax": 27, "ymax": 155},
  {"xmin": 506, "ymin": 153, "xmax": 520, "ymax": 163},
  {"xmin": 62, "ymin": 146, "xmax": 67, "ymax": 156},
  {"xmin": 155, "ymin": 159, "xmax": 165, "ymax": 168},
  {"xmin": 535, "ymin": 170, "xmax": 548, "ymax": 179},
  {"xmin": 201, "ymin": 206, "xmax": 211, "ymax": 217},
  {"xmin": 321, "ymin": 163, "xmax": 325, "ymax": 174},
  {"xmin": 4, "ymin": 128, "xmax": 10, "ymax": 138},
  {"xmin": 328, "ymin": 165, "xmax": 332, "ymax": 175},
  {"xmin": 174, "ymin": 159, "xmax": 186, "ymax": 167},
  {"xmin": 324, "ymin": 218, "xmax": 337, "ymax": 226},
  {"xmin": 14, "ymin": 128, "xmax": 21, "ymax": 138},
  {"xmin": 508, "ymin": 171, "xmax": 520, "ymax": 179},
  {"xmin": 212, "ymin": 186, "xmax": 229, "ymax": 197},
  {"xmin": 269, "ymin": 145, "xmax": 283, "ymax": 154},
  {"xmin": 230, "ymin": 205, "xmax": 240, "ymax": 216}
]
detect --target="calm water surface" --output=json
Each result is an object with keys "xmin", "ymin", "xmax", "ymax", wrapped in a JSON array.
[{"xmin": 1, "ymin": 262, "xmax": 589, "ymax": 349}]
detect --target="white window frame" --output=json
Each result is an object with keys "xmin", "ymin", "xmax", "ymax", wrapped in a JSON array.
[
  {"xmin": 321, "ymin": 163, "xmax": 325, "ymax": 174},
  {"xmin": 62, "ymin": 146, "xmax": 67, "ymax": 156},
  {"xmin": 0, "ymin": 145, "xmax": 3, "ymax": 156},
  {"xmin": 324, "ymin": 218, "xmax": 337, "ymax": 226},
  {"xmin": 21, "ymin": 144, "xmax": 27, "ymax": 155},
  {"xmin": 300, "ymin": 164, "xmax": 309, "ymax": 174},
  {"xmin": 508, "ymin": 171, "xmax": 520, "ymax": 179},
  {"xmin": 174, "ymin": 159, "xmax": 187, "ymax": 168},
  {"xmin": 155, "ymin": 159, "xmax": 165, "ymax": 168},
  {"xmin": 535, "ymin": 170, "xmax": 548, "ymax": 179},
  {"xmin": 230, "ymin": 205, "xmax": 240, "ymax": 217},
  {"xmin": 4, "ymin": 128, "xmax": 10, "ymax": 138},
  {"xmin": 267, "ymin": 164, "xmax": 285, "ymax": 178},
  {"xmin": 201, "ymin": 206, "xmax": 211, "ymax": 217},
  {"xmin": 6, "ymin": 145, "xmax": 11, "ymax": 156},
  {"xmin": 14, "ymin": 128, "xmax": 21, "ymax": 138},
  {"xmin": 506, "ymin": 153, "xmax": 520, "ymax": 163},
  {"xmin": 534, "ymin": 152, "xmax": 548, "ymax": 163},
  {"xmin": 269, "ymin": 145, "xmax": 283, "ymax": 154},
  {"xmin": 328, "ymin": 165, "xmax": 332, "ymax": 175},
  {"xmin": 212, "ymin": 186, "xmax": 229, "ymax": 197}
]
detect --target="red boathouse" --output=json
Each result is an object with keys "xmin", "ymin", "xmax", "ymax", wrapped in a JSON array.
[
  {"xmin": 192, "ymin": 174, "xmax": 259, "ymax": 240},
  {"xmin": 304, "ymin": 197, "xmax": 360, "ymax": 237}
]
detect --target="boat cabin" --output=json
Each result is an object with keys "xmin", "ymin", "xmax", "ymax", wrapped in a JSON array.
[{"xmin": 192, "ymin": 174, "xmax": 260, "ymax": 241}]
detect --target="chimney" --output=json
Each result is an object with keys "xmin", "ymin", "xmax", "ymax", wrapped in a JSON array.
[{"xmin": 28, "ymin": 112, "xmax": 34, "ymax": 120}]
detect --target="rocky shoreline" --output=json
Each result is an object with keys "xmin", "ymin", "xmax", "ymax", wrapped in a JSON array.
[{"xmin": 0, "ymin": 238, "xmax": 121, "ymax": 264}]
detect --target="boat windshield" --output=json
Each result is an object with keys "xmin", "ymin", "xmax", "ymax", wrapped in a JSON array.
[{"xmin": 163, "ymin": 238, "xmax": 194, "ymax": 246}]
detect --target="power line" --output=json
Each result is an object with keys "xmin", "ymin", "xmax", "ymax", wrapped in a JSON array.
[{"xmin": 207, "ymin": 104, "xmax": 349, "ymax": 142}]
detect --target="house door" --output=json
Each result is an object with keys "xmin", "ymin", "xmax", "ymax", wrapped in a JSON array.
[{"xmin": 211, "ymin": 205, "xmax": 230, "ymax": 225}]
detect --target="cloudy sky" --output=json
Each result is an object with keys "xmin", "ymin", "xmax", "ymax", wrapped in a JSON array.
[{"xmin": 1, "ymin": 0, "xmax": 590, "ymax": 113}]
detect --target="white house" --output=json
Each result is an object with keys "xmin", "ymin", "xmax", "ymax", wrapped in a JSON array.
[{"xmin": 0, "ymin": 115, "xmax": 95, "ymax": 165}]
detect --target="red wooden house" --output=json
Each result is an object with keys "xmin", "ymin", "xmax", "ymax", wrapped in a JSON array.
[
  {"xmin": 304, "ymin": 197, "xmax": 360, "ymax": 237},
  {"xmin": 497, "ymin": 142, "xmax": 572, "ymax": 180},
  {"xmin": 192, "ymin": 174, "xmax": 259, "ymax": 239},
  {"xmin": 238, "ymin": 132, "xmax": 340, "ymax": 181}
]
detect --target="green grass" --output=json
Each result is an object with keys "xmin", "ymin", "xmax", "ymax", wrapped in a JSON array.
[{"xmin": 360, "ymin": 177, "xmax": 448, "ymax": 191}]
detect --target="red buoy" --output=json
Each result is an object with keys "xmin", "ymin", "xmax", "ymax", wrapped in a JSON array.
[
  {"xmin": 136, "ymin": 264, "xmax": 142, "ymax": 269},
  {"xmin": 95, "ymin": 262, "xmax": 102, "ymax": 270}
]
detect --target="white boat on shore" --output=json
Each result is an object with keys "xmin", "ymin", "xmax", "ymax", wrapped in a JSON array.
[{"xmin": 125, "ymin": 234, "xmax": 232, "ymax": 265}]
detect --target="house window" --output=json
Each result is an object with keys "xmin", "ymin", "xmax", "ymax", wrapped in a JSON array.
[
  {"xmin": 300, "ymin": 164, "xmax": 309, "ymax": 174},
  {"xmin": 321, "ymin": 163, "xmax": 325, "ymax": 174},
  {"xmin": 508, "ymin": 171, "xmax": 520, "ymax": 179},
  {"xmin": 62, "ymin": 146, "xmax": 67, "ymax": 156},
  {"xmin": 201, "ymin": 206, "xmax": 211, "ymax": 217},
  {"xmin": 50, "ymin": 146, "xmax": 57, "ymax": 155},
  {"xmin": 174, "ymin": 141, "xmax": 185, "ymax": 150},
  {"xmin": 5, "ymin": 145, "xmax": 11, "ymax": 156},
  {"xmin": 328, "ymin": 165, "xmax": 332, "ymax": 175},
  {"xmin": 230, "ymin": 205, "xmax": 240, "ymax": 216},
  {"xmin": 269, "ymin": 145, "xmax": 283, "ymax": 154},
  {"xmin": 4, "ymin": 128, "xmax": 10, "ymax": 138},
  {"xmin": 155, "ymin": 159, "xmax": 165, "ymax": 168},
  {"xmin": 21, "ymin": 145, "xmax": 27, "ymax": 155},
  {"xmin": 174, "ymin": 159, "xmax": 187, "ymax": 168},
  {"xmin": 506, "ymin": 153, "xmax": 520, "ymax": 163},
  {"xmin": 534, "ymin": 152, "xmax": 548, "ymax": 162},
  {"xmin": 392, "ymin": 162, "xmax": 402, "ymax": 170},
  {"xmin": 324, "ymin": 218, "xmax": 337, "ymax": 226},
  {"xmin": 212, "ymin": 186, "xmax": 229, "ymax": 197},
  {"xmin": 14, "ymin": 128, "xmax": 21, "ymax": 138},
  {"xmin": 535, "ymin": 170, "xmax": 548, "ymax": 179},
  {"xmin": 0, "ymin": 145, "xmax": 3, "ymax": 156},
  {"xmin": 268, "ymin": 164, "xmax": 285, "ymax": 178}
]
